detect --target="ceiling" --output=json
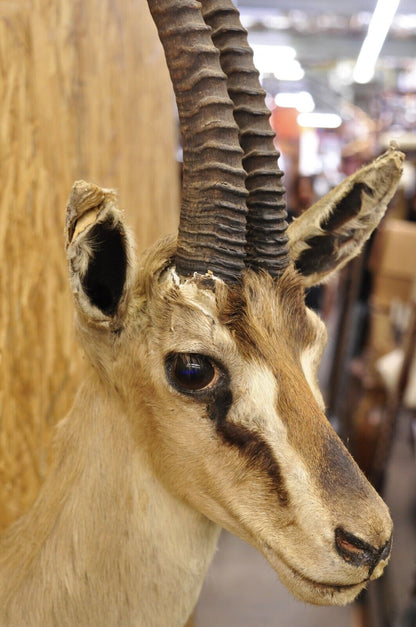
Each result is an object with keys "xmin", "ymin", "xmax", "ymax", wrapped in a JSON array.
[
  {"xmin": 239, "ymin": 0, "xmax": 416, "ymax": 64},
  {"xmin": 239, "ymin": 0, "xmax": 416, "ymax": 16},
  {"xmin": 236, "ymin": 0, "xmax": 416, "ymax": 131}
]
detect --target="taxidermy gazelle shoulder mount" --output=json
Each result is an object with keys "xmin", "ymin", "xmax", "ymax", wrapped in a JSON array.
[{"xmin": 0, "ymin": 0, "xmax": 404, "ymax": 625}]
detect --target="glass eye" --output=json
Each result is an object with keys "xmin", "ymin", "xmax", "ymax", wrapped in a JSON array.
[{"xmin": 167, "ymin": 353, "xmax": 216, "ymax": 392}]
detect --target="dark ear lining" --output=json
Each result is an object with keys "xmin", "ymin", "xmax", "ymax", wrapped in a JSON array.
[
  {"xmin": 320, "ymin": 183, "xmax": 372, "ymax": 232},
  {"xmin": 82, "ymin": 219, "xmax": 127, "ymax": 316},
  {"xmin": 287, "ymin": 146, "xmax": 404, "ymax": 287},
  {"xmin": 296, "ymin": 183, "xmax": 371, "ymax": 277}
]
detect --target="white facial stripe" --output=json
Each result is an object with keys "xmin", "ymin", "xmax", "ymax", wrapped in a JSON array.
[
  {"xmin": 230, "ymin": 359, "xmax": 334, "ymax": 542},
  {"xmin": 300, "ymin": 310, "xmax": 327, "ymax": 410},
  {"xmin": 231, "ymin": 361, "xmax": 283, "ymax": 433},
  {"xmin": 300, "ymin": 346, "xmax": 325, "ymax": 409},
  {"xmin": 230, "ymin": 362, "xmax": 298, "ymax": 494}
]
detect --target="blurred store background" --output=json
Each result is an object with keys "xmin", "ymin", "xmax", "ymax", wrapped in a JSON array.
[{"xmin": 194, "ymin": 1, "xmax": 416, "ymax": 626}]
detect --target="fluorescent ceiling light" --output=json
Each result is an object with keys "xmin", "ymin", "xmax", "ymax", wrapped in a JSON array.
[
  {"xmin": 353, "ymin": 0, "xmax": 400, "ymax": 84},
  {"xmin": 298, "ymin": 112, "xmax": 342, "ymax": 129},
  {"xmin": 274, "ymin": 60, "xmax": 305, "ymax": 82},
  {"xmin": 252, "ymin": 44, "xmax": 304, "ymax": 81},
  {"xmin": 299, "ymin": 129, "xmax": 321, "ymax": 177},
  {"xmin": 275, "ymin": 91, "xmax": 315, "ymax": 113}
]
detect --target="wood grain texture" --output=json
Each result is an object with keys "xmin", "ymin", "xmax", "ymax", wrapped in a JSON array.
[{"xmin": 0, "ymin": 0, "xmax": 179, "ymax": 529}]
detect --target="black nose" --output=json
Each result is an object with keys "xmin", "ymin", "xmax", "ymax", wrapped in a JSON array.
[{"xmin": 335, "ymin": 527, "xmax": 392, "ymax": 575}]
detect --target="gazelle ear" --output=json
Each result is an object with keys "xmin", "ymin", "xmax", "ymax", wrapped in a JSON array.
[
  {"xmin": 65, "ymin": 181, "xmax": 135, "ymax": 326},
  {"xmin": 288, "ymin": 145, "xmax": 404, "ymax": 287}
]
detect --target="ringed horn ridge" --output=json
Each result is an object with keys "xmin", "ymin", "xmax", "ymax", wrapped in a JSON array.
[
  {"xmin": 201, "ymin": 0, "xmax": 290, "ymax": 277},
  {"xmin": 147, "ymin": 0, "xmax": 290, "ymax": 282}
]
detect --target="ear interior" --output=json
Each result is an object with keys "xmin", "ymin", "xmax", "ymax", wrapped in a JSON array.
[
  {"xmin": 320, "ymin": 183, "xmax": 372, "ymax": 231},
  {"xmin": 296, "ymin": 183, "xmax": 371, "ymax": 276},
  {"xmin": 81, "ymin": 219, "xmax": 128, "ymax": 316},
  {"xmin": 66, "ymin": 180, "xmax": 135, "ymax": 323},
  {"xmin": 288, "ymin": 146, "xmax": 404, "ymax": 287}
]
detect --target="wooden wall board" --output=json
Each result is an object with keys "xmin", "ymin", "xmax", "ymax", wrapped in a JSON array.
[{"xmin": 0, "ymin": 0, "xmax": 179, "ymax": 529}]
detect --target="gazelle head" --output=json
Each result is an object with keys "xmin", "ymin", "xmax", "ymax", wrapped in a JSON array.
[{"xmin": 65, "ymin": 0, "xmax": 403, "ymax": 608}]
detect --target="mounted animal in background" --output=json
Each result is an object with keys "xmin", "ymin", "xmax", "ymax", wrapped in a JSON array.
[{"xmin": 0, "ymin": 0, "xmax": 404, "ymax": 625}]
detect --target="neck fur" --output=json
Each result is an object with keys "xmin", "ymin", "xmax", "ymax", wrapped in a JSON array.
[{"xmin": 0, "ymin": 373, "xmax": 220, "ymax": 626}]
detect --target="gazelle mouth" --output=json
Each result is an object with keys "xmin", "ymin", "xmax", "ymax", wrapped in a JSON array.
[
  {"xmin": 289, "ymin": 563, "xmax": 366, "ymax": 594},
  {"xmin": 264, "ymin": 545, "xmax": 367, "ymax": 605},
  {"xmin": 282, "ymin": 559, "xmax": 367, "ymax": 605}
]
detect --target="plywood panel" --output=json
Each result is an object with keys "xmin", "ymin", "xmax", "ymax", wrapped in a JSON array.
[{"xmin": 0, "ymin": 0, "xmax": 179, "ymax": 529}]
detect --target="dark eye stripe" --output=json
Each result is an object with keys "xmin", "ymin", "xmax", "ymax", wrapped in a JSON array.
[
  {"xmin": 214, "ymin": 411, "xmax": 290, "ymax": 507},
  {"xmin": 165, "ymin": 352, "xmax": 289, "ymax": 506},
  {"xmin": 206, "ymin": 382, "xmax": 289, "ymax": 507}
]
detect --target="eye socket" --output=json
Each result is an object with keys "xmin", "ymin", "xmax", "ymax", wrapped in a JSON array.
[{"xmin": 166, "ymin": 353, "xmax": 217, "ymax": 393}]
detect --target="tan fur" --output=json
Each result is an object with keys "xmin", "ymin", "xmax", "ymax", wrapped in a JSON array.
[
  {"xmin": 0, "ymin": 182, "xmax": 393, "ymax": 625},
  {"xmin": 0, "ymin": 376, "xmax": 220, "ymax": 626}
]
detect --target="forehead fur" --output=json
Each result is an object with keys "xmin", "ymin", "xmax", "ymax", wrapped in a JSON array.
[
  {"xmin": 133, "ymin": 235, "xmax": 177, "ymax": 301},
  {"xmin": 132, "ymin": 238, "xmax": 315, "ymax": 359},
  {"xmin": 218, "ymin": 268, "xmax": 316, "ymax": 360}
]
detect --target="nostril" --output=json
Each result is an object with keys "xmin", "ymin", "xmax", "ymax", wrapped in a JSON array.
[
  {"xmin": 335, "ymin": 527, "xmax": 391, "ymax": 573},
  {"xmin": 335, "ymin": 528, "xmax": 373, "ymax": 566}
]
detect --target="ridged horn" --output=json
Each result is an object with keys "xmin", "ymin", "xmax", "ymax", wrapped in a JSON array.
[
  {"xmin": 147, "ymin": 0, "xmax": 249, "ymax": 283},
  {"xmin": 201, "ymin": 0, "xmax": 291, "ymax": 278}
]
